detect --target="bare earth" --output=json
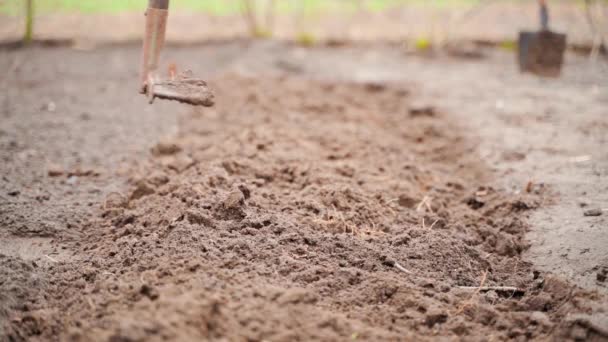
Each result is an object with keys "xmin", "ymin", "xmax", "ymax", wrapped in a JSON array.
[{"xmin": 1, "ymin": 41, "xmax": 607, "ymax": 341}]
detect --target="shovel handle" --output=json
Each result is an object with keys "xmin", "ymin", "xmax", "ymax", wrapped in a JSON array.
[
  {"xmin": 149, "ymin": 0, "xmax": 169, "ymax": 9},
  {"xmin": 539, "ymin": 0, "xmax": 549, "ymax": 31}
]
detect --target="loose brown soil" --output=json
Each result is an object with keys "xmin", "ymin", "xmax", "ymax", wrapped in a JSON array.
[{"xmin": 1, "ymin": 42, "xmax": 607, "ymax": 341}]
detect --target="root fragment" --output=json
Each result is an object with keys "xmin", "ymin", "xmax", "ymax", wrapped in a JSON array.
[
  {"xmin": 394, "ymin": 262, "xmax": 413, "ymax": 275},
  {"xmin": 455, "ymin": 269, "xmax": 488, "ymax": 314},
  {"xmin": 458, "ymin": 286, "xmax": 523, "ymax": 294}
]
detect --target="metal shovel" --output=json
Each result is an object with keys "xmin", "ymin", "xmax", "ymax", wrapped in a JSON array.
[
  {"xmin": 518, "ymin": 0, "xmax": 567, "ymax": 77},
  {"xmin": 140, "ymin": 0, "xmax": 214, "ymax": 106}
]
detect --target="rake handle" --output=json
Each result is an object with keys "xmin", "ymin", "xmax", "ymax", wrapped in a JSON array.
[{"xmin": 140, "ymin": 0, "xmax": 170, "ymax": 93}]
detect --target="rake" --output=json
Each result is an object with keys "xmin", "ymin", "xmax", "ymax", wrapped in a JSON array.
[{"xmin": 139, "ymin": 0, "xmax": 215, "ymax": 106}]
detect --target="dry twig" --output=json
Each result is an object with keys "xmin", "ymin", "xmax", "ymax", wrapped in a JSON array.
[
  {"xmin": 416, "ymin": 196, "xmax": 433, "ymax": 213},
  {"xmin": 458, "ymin": 286, "xmax": 522, "ymax": 293},
  {"xmin": 394, "ymin": 262, "xmax": 413, "ymax": 275},
  {"xmin": 455, "ymin": 269, "xmax": 488, "ymax": 314},
  {"xmin": 44, "ymin": 255, "xmax": 59, "ymax": 263}
]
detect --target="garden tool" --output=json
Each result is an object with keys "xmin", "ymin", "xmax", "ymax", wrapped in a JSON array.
[
  {"xmin": 518, "ymin": 0, "xmax": 567, "ymax": 77},
  {"xmin": 140, "ymin": 0, "xmax": 214, "ymax": 106}
]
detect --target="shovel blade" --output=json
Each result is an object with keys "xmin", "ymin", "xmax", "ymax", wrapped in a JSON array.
[{"xmin": 518, "ymin": 31, "xmax": 567, "ymax": 77}]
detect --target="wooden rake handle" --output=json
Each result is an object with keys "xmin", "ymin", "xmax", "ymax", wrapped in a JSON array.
[{"xmin": 140, "ymin": 0, "xmax": 170, "ymax": 93}]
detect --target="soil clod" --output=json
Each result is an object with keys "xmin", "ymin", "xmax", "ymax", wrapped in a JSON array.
[
  {"xmin": 583, "ymin": 208, "xmax": 602, "ymax": 217},
  {"xmin": 140, "ymin": 284, "xmax": 160, "ymax": 301}
]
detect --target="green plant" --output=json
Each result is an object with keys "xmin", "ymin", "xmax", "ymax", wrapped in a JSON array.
[
  {"xmin": 253, "ymin": 28, "xmax": 273, "ymax": 38},
  {"xmin": 242, "ymin": 0, "xmax": 276, "ymax": 39},
  {"xmin": 499, "ymin": 40, "xmax": 516, "ymax": 51},
  {"xmin": 24, "ymin": 0, "xmax": 34, "ymax": 43},
  {"xmin": 296, "ymin": 32, "xmax": 316, "ymax": 46},
  {"xmin": 415, "ymin": 37, "xmax": 432, "ymax": 51}
]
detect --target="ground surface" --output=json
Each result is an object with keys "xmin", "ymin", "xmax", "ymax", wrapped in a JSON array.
[{"xmin": 1, "ymin": 41, "xmax": 607, "ymax": 341}]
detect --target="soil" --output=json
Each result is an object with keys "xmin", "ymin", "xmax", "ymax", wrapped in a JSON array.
[{"xmin": 1, "ymin": 41, "xmax": 608, "ymax": 341}]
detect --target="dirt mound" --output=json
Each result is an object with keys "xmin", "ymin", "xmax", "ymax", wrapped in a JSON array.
[
  {"xmin": 0, "ymin": 255, "xmax": 47, "ymax": 340},
  {"xmin": 3, "ymin": 75, "xmax": 606, "ymax": 341}
]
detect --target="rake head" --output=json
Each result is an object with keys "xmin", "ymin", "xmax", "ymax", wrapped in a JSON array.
[
  {"xmin": 140, "ymin": 1, "xmax": 215, "ymax": 107},
  {"xmin": 146, "ymin": 71, "xmax": 215, "ymax": 107}
]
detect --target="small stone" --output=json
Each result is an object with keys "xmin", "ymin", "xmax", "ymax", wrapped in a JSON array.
[
  {"xmin": 584, "ymin": 209, "xmax": 602, "ymax": 217},
  {"xmin": 222, "ymin": 190, "xmax": 245, "ymax": 210}
]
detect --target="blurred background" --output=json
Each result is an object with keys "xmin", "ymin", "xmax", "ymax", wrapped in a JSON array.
[{"xmin": 0, "ymin": 0, "xmax": 606, "ymax": 54}]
